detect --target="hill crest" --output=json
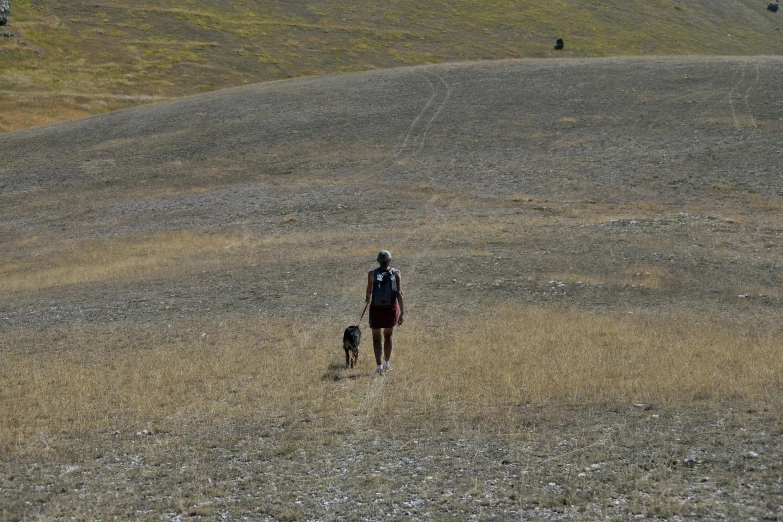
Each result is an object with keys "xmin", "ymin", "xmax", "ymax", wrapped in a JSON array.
[{"xmin": 2, "ymin": 0, "xmax": 783, "ymax": 132}]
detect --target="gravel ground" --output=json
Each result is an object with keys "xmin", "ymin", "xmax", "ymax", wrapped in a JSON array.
[
  {"xmin": 2, "ymin": 57, "xmax": 783, "ymax": 519},
  {"xmin": 2, "ymin": 405, "xmax": 781, "ymax": 520}
]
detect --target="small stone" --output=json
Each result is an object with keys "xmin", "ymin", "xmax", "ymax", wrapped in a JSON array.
[{"xmin": 748, "ymin": 451, "xmax": 759, "ymax": 459}]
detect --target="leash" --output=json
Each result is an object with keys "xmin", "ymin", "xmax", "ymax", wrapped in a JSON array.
[{"xmin": 359, "ymin": 301, "xmax": 370, "ymax": 323}]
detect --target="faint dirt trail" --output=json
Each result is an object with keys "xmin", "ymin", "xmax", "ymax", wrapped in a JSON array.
[
  {"xmin": 743, "ymin": 63, "xmax": 760, "ymax": 129},
  {"xmin": 393, "ymin": 70, "xmax": 452, "ymax": 163},
  {"xmin": 328, "ymin": 69, "xmax": 454, "ymax": 389},
  {"xmin": 325, "ymin": 365, "xmax": 389, "ymax": 448},
  {"xmin": 728, "ymin": 62, "xmax": 759, "ymax": 129},
  {"xmin": 394, "ymin": 70, "xmax": 455, "ymax": 284},
  {"xmin": 344, "ymin": 68, "xmax": 451, "ymax": 187}
]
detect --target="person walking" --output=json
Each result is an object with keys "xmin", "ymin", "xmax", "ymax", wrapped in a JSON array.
[{"xmin": 366, "ymin": 250, "xmax": 404, "ymax": 373}]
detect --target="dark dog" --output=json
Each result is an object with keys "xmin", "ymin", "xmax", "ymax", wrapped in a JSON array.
[{"xmin": 343, "ymin": 325, "xmax": 361, "ymax": 369}]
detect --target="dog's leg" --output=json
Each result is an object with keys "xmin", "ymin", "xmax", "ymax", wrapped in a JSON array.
[{"xmin": 345, "ymin": 348, "xmax": 350, "ymax": 369}]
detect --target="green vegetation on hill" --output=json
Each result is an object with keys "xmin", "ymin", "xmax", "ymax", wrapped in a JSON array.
[{"xmin": 1, "ymin": 0, "xmax": 782, "ymax": 132}]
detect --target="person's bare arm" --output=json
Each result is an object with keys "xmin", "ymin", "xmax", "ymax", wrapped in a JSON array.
[
  {"xmin": 395, "ymin": 269, "xmax": 404, "ymax": 325},
  {"xmin": 366, "ymin": 270, "xmax": 374, "ymax": 303}
]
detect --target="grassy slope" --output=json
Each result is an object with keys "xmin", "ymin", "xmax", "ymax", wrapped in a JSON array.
[
  {"xmin": 2, "ymin": 0, "xmax": 783, "ymax": 132},
  {"xmin": 3, "ymin": 3, "xmax": 783, "ymax": 518}
]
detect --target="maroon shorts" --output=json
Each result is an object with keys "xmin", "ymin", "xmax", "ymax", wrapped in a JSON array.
[{"xmin": 369, "ymin": 303, "xmax": 399, "ymax": 329}]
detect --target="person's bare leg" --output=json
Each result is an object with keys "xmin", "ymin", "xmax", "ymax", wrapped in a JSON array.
[
  {"xmin": 383, "ymin": 328, "xmax": 394, "ymax": 364},
  {"xmin": 372, "ymin": 328, "xmax": 383, "ymax": 367}
]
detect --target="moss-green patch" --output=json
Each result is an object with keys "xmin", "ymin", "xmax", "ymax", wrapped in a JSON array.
[{"xmin": 4, "ymin": 0, "xmax": 783, "ymax": 132}]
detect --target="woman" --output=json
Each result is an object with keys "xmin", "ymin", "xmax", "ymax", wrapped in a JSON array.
[{"xmin": 366, "ymin": 250, "xmax": 404, "ymax": 373}]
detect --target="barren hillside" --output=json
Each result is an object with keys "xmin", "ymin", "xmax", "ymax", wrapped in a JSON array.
[
  {"xmin": 2, "ymin": 56, "xmax": 783, "ymax": 328},
  {"xmin": 3, "ymin": 0, "xmax": 783, "ymax": 131},
  {"xmin": 2, "ymin": 58, "xmax": 783, "ymax": 519}
]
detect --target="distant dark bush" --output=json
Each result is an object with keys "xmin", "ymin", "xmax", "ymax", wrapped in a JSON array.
[
  {"xmin": 768, "ymin": 3, "xmax": 779, "ymax": 12},
  {"xmin": 554, "ymin": 38, "xmax": 564, "ymax": 51},
  {"xmin": 0, "ymin": 0, "xmax": 8, "ymax": 26}
]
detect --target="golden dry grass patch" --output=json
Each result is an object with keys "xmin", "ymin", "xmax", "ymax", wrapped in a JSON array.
[
  {"xmin": 391, "ymin": 307, "xmax": 783, "ymax": 419},
  {"xmin": 0, "ymin": 100, "xmax": 93, "ymax": 134},
  {"xmin": 576, "ymin": 202, "xmax": 669, "ymax": 224},
  {"xmin": 539, "ymin": 266, "xmax": 677, "ymax": 291},
  {"xmin": 548, "ymin": 137, "xmax": 589, "ymax": 150},
  {"xmin": 0, "ymin": 230, "xmax": 246, "ymax": 293},
  {"xmin": 615, "ymin": 266, "xmax": 678, "ymax": 290},
  {"xmin": 557, "ymin": 117, "xmax": 581, "ymax": 126},
  {"xmin": 702, "ymin": 116, "xmax": 758, "ymax": 129},
  {"xmin": 0, "ymin": 318, "xmax": 330, "ymax": 456},
  {"xmin": 2, "ymin": 307, "xmax": 781, "ymax": 456},
  {"xmin": 740, "ymin": 192, "xmax": 783, "ymax": 213}
]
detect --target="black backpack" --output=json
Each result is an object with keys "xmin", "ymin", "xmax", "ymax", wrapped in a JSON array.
[{"xmin": 372, "ymin": 268, "xmax": 398, "ymax": 308}]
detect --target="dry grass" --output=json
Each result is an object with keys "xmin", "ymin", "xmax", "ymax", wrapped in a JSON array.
[
  {"xmin": 542, "ymin": 267, "xmax": 679, "ymax": 290},
  {"xmin": 0, "ymin": 231, "xmax": 243, "ymax": 293},
  {"xmin": 3, "ymin": 53, "xmax": 783, "ymax": 516},
  {"xmin": 4, "ymin": 0, "xmax": 783, "ymax": 133},
  {"xmin": 615, "ymin": 266, "xmax": 678, "ymax": 290},
  {"xmin": 400, "ymin": 307, "xmax": 783, "ymax": 413},
  {"xmin": 2, "ymin": 307, "xmax": 780, "ymax": 457}
]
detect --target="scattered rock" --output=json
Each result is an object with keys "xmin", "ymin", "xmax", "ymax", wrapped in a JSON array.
[
  {"xmin": 748, "ymin": 451, "xmax": 759, "ymax": 458},
  {"xmin": 0, "ymin": 0, "xmax": 8, "ymax": 27},
  {"xmin": 768, "ymin": 3, "xmax": 779, "ymax": 13}
]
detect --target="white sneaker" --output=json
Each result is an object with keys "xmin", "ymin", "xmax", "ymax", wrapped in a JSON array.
[
  {"xmin": 383, "ymin": 362, "xmax": 391, "ymax": 372},
  {"xmin": 376, "ymin": 366, "xmax": 384, "ymax": 374}
]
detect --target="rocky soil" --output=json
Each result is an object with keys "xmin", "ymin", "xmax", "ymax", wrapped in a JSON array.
[{"xmin": 2, "ymin": 57, "xmax": 783, "ymax": 519}]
